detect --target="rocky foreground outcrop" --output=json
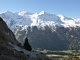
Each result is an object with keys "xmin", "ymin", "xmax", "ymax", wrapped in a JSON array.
[{"xmin": 0, "ymin": 17, "xmax": 52, "ymax": 60}]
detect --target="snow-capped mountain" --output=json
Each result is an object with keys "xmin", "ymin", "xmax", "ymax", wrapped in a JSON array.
[
  {"xmin": 0, "ymin": 11, "xmax": 80, "ymax": 32},
  {"xmin": 0, "ymin": 11, "xmax": 80, "ymax": 50}
]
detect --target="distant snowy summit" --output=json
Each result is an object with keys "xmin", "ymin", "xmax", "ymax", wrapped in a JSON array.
[{"xmin": 0, "ymin": 11, "xmax": 80, "ymax": 32}]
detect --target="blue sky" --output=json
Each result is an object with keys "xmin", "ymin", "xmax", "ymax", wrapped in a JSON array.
[{"xmin": 0, "ymin": 0, "xmax": 80, "ymax": 18}]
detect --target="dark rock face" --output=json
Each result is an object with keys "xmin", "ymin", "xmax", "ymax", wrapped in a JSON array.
[
  {"xmin": 23, "ymin": 38, "xmax": 32, "ymax": 51},
  {"xmin": 0, "ymin": 17, "xmax": 18, "ymax": 44}
]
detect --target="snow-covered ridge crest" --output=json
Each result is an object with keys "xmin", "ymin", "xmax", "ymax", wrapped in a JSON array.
[{"xmin": 0, "ymin": 11, "xmax": 80, "ymax": 32}]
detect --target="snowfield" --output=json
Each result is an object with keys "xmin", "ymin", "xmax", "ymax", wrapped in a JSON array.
[{"xmin": 0, "ymin": 11, "xmax": 80, "ymax": 32}]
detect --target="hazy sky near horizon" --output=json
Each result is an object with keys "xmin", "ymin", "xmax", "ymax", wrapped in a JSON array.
[{"xmin": 0, "ymin": 0, "xmax": 80, "ymax": 18}]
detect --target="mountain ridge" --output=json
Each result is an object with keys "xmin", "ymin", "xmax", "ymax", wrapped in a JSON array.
[
  {"xmin": 0, "ymin": 11, "xmax": 80, "ymax": 50},
  {"xmin": 0, "ymin": 11, "xmax": 80, "ymax": 32}
]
